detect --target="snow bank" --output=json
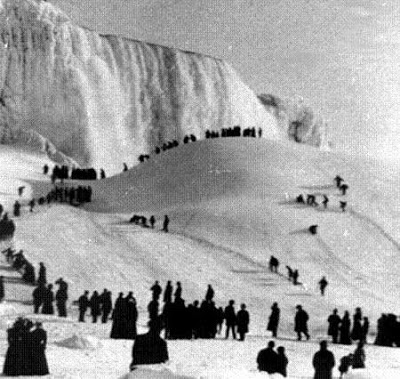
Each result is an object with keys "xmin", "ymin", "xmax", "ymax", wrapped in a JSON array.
[
  {"xmin": 55, "ymin": 334, "xmax": 102, "ymax": 350},
  {"xmin": 0, "ymin": 302, "xmax": 18, "ymax": 316},
  {"xmin": 119, "ymin": 367, "xmax": 194, "ymax": 379},
  {"xmin": 345, "ymin": 369, "xmax": 400, "ymax": 379}
]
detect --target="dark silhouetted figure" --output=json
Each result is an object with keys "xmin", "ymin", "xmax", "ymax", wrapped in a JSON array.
[
  {"xmin": 41, "ymin": 284, "xmax": 54, "ymax": 315},
  {"xmin": 100, "ymin": 289, "xmax": 113, "ymax": 323},
  {"xmin": 286, "ymin": 265, "xmax": 293, "ymax": 281},
  {"xmin": 18, "ymin": 186, "xmax": 25, "ymax": 196},
  {"xmin": 257, "ymin": 340, "xmax": 278, "ymax": 374},
  {"xmin": 78, "ymin": 290, "xmax": 90, "ymax": 322},
  {"xmin": 309, "ymin": 225, "xmax": 318, "ymax": 235},
  {"xmin": 149, "ymin": 215, "xmax": 155, "ymax": 229},
  {"xmin": 236, "ymin": 303, "xmax": 250, "ymax": 341},
  {"xmin": 205, "ymin": 284, "xmax": 214, "ymax": 302},
  {"xmin": 13, "ymin": 201, "xmax": 21, "ymax": 217},
  {"xmin": 43, "ymin": 164, "xmax": 49, "ymax": 175},
  {"xmin": 339, "ymin": 184, "xmax": 349, "ymax": 196},
  {"xmin": 352, "ymin": 341, "xmax": 366, "ymax": 369},
  {"xmin": 38, "ymin": 262, "xmax": 47, "ymax": 285},
  {"xmin": 100, "ymin": 169, "xmax": 106, "ymax": 179},
  {"xmin": 313, "ymin": 340, "xmax": 335, "ymax": 379},
  {"xmin": 0, "ymin": 276, "xmax": 4, "ymax": 302},
  {"xmin": 90, "ymin": 291, "xmax": 101, "ymax": 323},
  {"xmin": 351, "ymin": 307, "xmax": 363, "ymax": 342},
  {"xmin": 110, "ymin": 292, "xmax": 126, "ymax": 339},
  {"xmin": 295, "ymin": 305, "xmax": 310, "ymax": 341},
  {"xmin": 163, "ymin": 281, "xmax": 173, "ymax": 303},
  {"xmin": 32, "ymin": 284, "xmax": 45, "ymax": 314},
  {"xmin": 29, "ymin": 199, "xmax": 35, "ymax": 212},
  {"xmin": 328, "ymin": 309, "xmax": 341, "ymax": 344},
  {"xmin": 148, "ymin": 299, "xmax": 159, "ymax": 322},
  {"xmin": 307, "ymin": 194, "xmax": 318, "ymax": 207},
  {"xmin": 322, "ymin": 195, "xmax": 329, "ymax": 209},
  {"xmin": 340, "ymin": 201, "xmax": 347, "ymax": 212},
  {"xmin": 269, "ymin": 255, "xmax": 279, "ymax": 273},
  {"xmin": 162, "ymin": 215, "xmax": 170, "ymax": 232},
  {"xmin": 296, "ymin": 194, "xmax": 305, "ymax": 204},
  {"xmin": 151, "ymin": 281, "xmax": 162, "ymax": 301},
  {"xmin": 319, "ymin": 276, "xmax": 328, "ymax": 296},
  {"xmin": 31, "ymin": 322, "xmax": 49, "ymax": 375},
  {"xmin": 224, "ymin": 300, "xmax": 236, "ymax": 339},
  {"xmin": 338, "ymin": 354, "xmax": 353, "ymax": 378},
  {"xmin": 334, "ymin": 175, "xmax": 344, "ymax": 188},
  {"xmin": 276, "ymin": 346, "xmax": 288, "ymax": 377},
  {"xmin": 123, "ymin": 163, "xmax": 128, "ymax": 172},
  {"xmin": 267, "ymin": 302, "xmax": 280, "ymax": 338},
  {"xmin": 130, "ymin": 318, "xmax": 168, "ymax": 369},
  {"xmin": 125, "ymin": 292, "xmax": 138, "ymax": 339},
  {"xmin": 174, "ymin": 281, "xmax": 182, "ymax": 300},
  {"xmin": 55, "ymin": 284, "xmax": 68, "ymax": 318},
  {"xmin": 293, "ymin": 269, "xmax": 299, "ymax": 285},
  {"xmin": 361, "ymin": 317, "xmax": 369, "ymax": 343},
  {"xmin": 340, "ymin": 311, "xmax": 352, "ymax": 345}
]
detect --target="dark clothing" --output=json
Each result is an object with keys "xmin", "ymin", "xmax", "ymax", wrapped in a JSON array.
[
  {"xmin": 313, "ymin": 349, "xmax": 335, "ymax": 379},
  {"xmin": 78, "ymin": 294, "xmax": 89, "ymax": 322},
  {"xmin": 130, "ymin": 332, "xmax": 168, "ymax": 367},
  {"xmin": 295, "ymin": 309, "xmax": 310, "ymax": 340},
  {"xmin": 267, "ymin": 306, "xmax": 280, "ymax": 337},
  {"xmin": 110, "ymin": 295, "xmax": 127, "ymax": 339},
  {"xmin": 224, "ymin": 304, "xmax": 236, "ymax": 339},
  {"xmin": 340, "ymin": 315, "xmax": 352, "ymax": 345},
  {"xmin": 328, "ymin": 314, "xmax": 341, "ymax": 343},
  {"xmin": 90, "ymin": 293, "xmax": 101, "ymax": 323},
  {"xmin": 276, "ymin": 352, "xmax": 289, "ymax": 377},
  {"xmin": 163, "ymin": 283, "xmax": 173, "ymax": 303},
  {"xmin": 31, "ymin": 328, "xmax": 49, "ymax": 375},
  {"xmin": 236, "ymin": 309, "xmax": 249, "ymax": 341},
  {"xmin": 41, "ymin": 288, "xmax": 54, "ymax": 315},
  {"xmin": 257, "ymin": 347, "xmax": 278, "ymax": 374},
  {"xmin": 352, "ymin": 346, "xmax": 365, "ymax": 369}
]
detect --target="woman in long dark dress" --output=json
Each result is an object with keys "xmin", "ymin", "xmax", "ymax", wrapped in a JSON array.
[
  {"xmin": 125, "ymin": 293, "xmax": 138, "ymax": 339},
  {"xmin": 340, "ymin": 311, "xmax": 352, "ymax": 345},
  {"xmin": 42, "ymin": 284, "xmax": 54, "ymax": 315},
  {"xmin": 3, "ymin": 321, "xmax": 19, "ymax": 376},
  {"xmin": 31, "ymin": 322, "xmax": 49, "ymax": 375},
  {"xmin": 110, "ymin": 292, "xmax": 126, "ymax": 338}
]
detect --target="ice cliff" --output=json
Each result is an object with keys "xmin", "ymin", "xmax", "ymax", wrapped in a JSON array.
[{"xmin": 0, "ymin": 0, "xmax": 325, "ymax": 173}]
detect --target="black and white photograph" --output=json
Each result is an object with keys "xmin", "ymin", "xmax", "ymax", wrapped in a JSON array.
[{"xmin": 0, "ymin": 0, "xmax": 399, "ymax": 377}]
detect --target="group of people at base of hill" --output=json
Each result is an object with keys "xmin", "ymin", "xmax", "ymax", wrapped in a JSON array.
[
  {"xmin": 129, "ymin": 214, "xmax": 170, "ymax": 232},
  {"xmin": 147, "ymin": 281, "xmax": 250, "ymax": 341},
  {"xmin": 327, "ymin": 307, "xmax": 369, "ymax": 345},
  {"xmin": 32, "ymin": 273, "xmax": 69, "ymax": 318},
  {"xmin": 77, "ymin": 289, "xmax": 114, "ymax": 324},
  {"xmin": 3, "ymin": 317, "xmax": 49, "ymax": 377},
  {"xmin": 257, "ymin": 339, "xmax": 366, "ymax": 378}
]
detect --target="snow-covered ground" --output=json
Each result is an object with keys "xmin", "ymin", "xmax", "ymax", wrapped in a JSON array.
[{"xmin": 0, "ymin": 140, "xmax": 400, "ymax": 378}]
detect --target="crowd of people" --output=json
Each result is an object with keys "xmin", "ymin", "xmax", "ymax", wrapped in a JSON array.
[
  {"xmin": 205, "ymin": 126, "xmax": 262, "ymax": 139},
  {"xmin": 77, "ymin": 289, "xmax": 114, "ymax": 324},
  {"xmin": 3, "ymin": 317, "xmax": 49, "ymax": 376},
  {"xmin": 129, "ymin": 214, "xmax": 170, "ymax": 232},
  {"xmin": 375, "ymin": 313, "xmax": 400, "ymax": 347},
  {"xmin": 1, "ymin": 247, "xmax": 36, "ymax": 285}
]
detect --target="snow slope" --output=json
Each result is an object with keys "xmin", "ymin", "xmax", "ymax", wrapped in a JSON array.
[{"xmin": 0, "ymin": 139, "xmax": 400, "ymax": 377}]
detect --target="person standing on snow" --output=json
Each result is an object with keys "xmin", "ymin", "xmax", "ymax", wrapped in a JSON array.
[
  {"xmin": 294, "ymin": 305, "xmax": 310, "ymax": 341},
  {"xmin": 236, "ymin": 303, "xmax": 250, "ymax": 341},
  {"xmin": 319, "ymin": 276, "xmax": 328, "ymax": 296},
  {"xmin": 267, "ymin": 302, "xmax": 280, "ymax": 338},
  {"xmin": 312, "ymin": 340, "xmax": 335, "ymax": 379}
]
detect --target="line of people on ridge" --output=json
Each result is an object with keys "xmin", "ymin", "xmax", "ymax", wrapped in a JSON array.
[
  {"xmin": 205, "ymin": 126, "xmax": 262, "ymax": 139},
  {"xmin": 3, "ymin": 317, "xmax": 49, "ymax": 377},
  {"xmin": 129, "ymin": 214, "xmax": 170, "ymax": 232}
]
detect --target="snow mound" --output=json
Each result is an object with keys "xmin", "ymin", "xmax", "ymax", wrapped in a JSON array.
[
  {"xmin": 0, "ymin": 302, "xmax": 18, "ymax": 316},
  {"xmin": 55, "ymin": 334, "xmax": 102, "ymax": 350},
  {"xmin": 119, "ymin": 367, "xmax": 194, "ymax": 379},
  {"xmin": 345, "ymin": 369, "xmax": 400, "ymax": 379}
]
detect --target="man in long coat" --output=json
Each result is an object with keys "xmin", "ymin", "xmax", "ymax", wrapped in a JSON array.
[
  {"xmin": 295, "ymin": 305, "xmax": 310, "ymax": 341},
  {"xmin": 312, "ymin": 340, "xmax": 335, "ymax": 379}
]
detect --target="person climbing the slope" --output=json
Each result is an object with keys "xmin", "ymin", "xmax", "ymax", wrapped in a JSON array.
[{"xmin": 319, "ymin": 276, "xmax": 328, "ymax": 296}]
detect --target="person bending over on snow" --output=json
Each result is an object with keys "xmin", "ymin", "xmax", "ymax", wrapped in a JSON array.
[
  {"xmin": 334, "ymin": 175, "xmax": 344, "ymax": 188},
  {"xmin": 338, "ymin": 353, "xmax": 353, "ymax": 378},
  {"xmin": 130, "ymin": 318, "xmax": 168, "ymax": 369}
]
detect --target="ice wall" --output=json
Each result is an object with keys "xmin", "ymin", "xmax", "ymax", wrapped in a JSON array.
[{"xmin": 0, "ymin": 0, "xmax": 284, "ymax": 173}]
